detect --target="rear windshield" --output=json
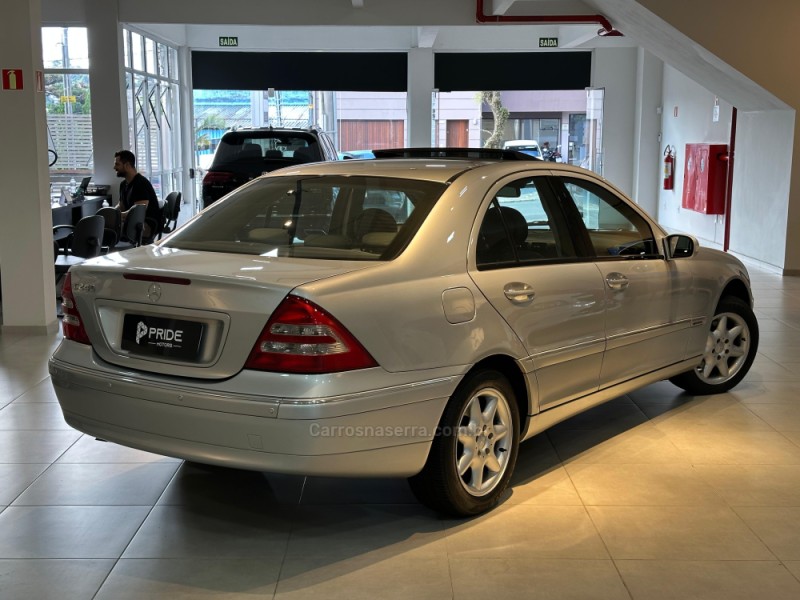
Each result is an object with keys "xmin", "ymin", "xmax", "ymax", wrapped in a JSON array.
[
  {"xmin": 164, "ymin": 175, "xmax": 448, "ymax": 260},
  {"xmin": 211, "ymin": 132, "xmax": 323, "ymax": 169}
]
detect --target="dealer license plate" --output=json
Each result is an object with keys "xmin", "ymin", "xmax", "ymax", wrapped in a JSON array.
[{"xmin": 121, "ymin": 314, "xmax": 204, "ymax": 361}]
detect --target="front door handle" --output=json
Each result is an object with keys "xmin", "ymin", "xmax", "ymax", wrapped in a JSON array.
[
  {"xmin": 605, "ymin": 272, "xmax": 629, "ymax": 290},
  {"xmin": 504, "ymin": 282, "xmax": 535, "ymax": 304}
]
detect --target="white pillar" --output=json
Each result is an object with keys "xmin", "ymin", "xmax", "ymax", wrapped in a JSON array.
[
  {"xmin": 0, "ymin": 0, "xmax": 58, "ymax": 333},
  {"xmin": 86, "ymin": 0, "xmax": 127, "ymax": 204},
  {"xmin": 407, "ymin": 48, "xmax": 434, "ymax": 147}
]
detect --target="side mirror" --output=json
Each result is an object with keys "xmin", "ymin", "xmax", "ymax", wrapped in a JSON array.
[{"xmin": 665, "ymin": 234, "xmax": 696, "ymax": 259}]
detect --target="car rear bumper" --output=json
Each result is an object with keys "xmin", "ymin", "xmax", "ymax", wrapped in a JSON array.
[{"xmin": 49, "ymin": 350, "xmax": 456, "ymax": 477}]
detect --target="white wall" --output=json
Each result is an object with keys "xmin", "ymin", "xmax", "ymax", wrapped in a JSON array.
[
  {"xmin": 593, "ymin": 47, "xmax": 637, "ymax": 196},
  {"xmin": 657, "ymin": 65, "xmax": 733, "ymax": 248},
  {"xmin": 730, "ymin": 110, "xmax": 794, "ymax": 269}
]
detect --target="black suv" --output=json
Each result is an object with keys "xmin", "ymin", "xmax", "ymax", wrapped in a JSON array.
[{"xmin": 201, "ymin": 127, "xmax": 338, "ymax": 209}]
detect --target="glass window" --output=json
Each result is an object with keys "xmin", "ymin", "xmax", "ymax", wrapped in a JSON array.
[
  {"xmin": 476, "ymin": 178, "xmax": 575, "ymax": 269},
  {"xmin": 42, "ymin": 27, "xmax": 93, "ymax": 184},
  {"xmin": 165, "ymin": 175, "xmax": 444, "ymax": 260},
  {"xmin": 124, "ymin": 28, "xmax": 182, "ymax": 204},
  {"xmin": 562, "ymin": 178, "xmax": 659, "ymax": 258}
]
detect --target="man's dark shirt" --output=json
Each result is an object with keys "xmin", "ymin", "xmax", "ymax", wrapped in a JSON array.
[{"xmin": 119, "ymin": 173, "xmax": 160, "ymax": 227}]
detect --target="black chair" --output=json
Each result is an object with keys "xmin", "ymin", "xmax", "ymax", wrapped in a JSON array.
[
  {"xmin": 54, "ymin": 214, "xmax": 105, "ymax": 284},
  {"xmin": 159, "ymin": 191, "xmax": 182, "ymax": 239},
  {"xmin": 115, "ymin": 203, "xmax": 147, "ymax": 250},
  {"xmin": 96, "ymin": 206, "xmax": 122, "ymax": 253}
]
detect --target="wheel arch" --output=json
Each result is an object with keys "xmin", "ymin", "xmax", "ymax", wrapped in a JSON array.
[
  {"xmin": 462, "ymin": 354, "xmax": 531, "ymax": 435},
  {"xmin": 719, "ymin": 277, "xmax": 753, "ymax": 309}
]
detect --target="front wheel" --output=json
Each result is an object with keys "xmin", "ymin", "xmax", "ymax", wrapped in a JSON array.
[
  {"xmin": 670, "ymin": 296, "xmax": 759, "ymax": 394},
  {"xmin": 409, "ymin": 369, "xmax": 520, "ymax": 516}
]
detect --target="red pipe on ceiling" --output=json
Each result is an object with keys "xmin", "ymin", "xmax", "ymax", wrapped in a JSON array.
[{"xmin": 475, "ymin": 0, "xmax": 622, "ymax": 36}]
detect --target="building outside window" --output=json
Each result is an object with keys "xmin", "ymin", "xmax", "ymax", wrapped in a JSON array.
[{"xmin": 43, "ymin": 27, "xmax": 92, "ymax": 189}]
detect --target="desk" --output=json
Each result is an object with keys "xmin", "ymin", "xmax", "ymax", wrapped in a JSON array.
[{"xmin": 52, "ymin": 196, "xmax": 109, "ymax": 241}]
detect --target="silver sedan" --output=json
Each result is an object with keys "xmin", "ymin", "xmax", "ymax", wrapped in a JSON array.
[{"xmin": 50, "ymin": 149, "xmax": 758, "ymax": 516}]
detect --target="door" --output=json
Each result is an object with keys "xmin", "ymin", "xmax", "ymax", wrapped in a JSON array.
[
  {"xmin": 469, "ymin": 176, "xmax": 606, "ymax": 412},
  {"xmin": 556, "ymin": 175, "xmax": 695, "ymax": 388}
]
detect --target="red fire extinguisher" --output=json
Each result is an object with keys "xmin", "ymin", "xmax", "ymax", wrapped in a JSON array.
[{"xmin": 663, "ymin": 145, "xmax": 675, "ymax": 190}]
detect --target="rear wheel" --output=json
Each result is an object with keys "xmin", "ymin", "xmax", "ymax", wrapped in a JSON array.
[
  {"xmin": 670, "ymin": 296, "xmax": 758, "ymax": 394},
  {"xmin": 409, "ymin": 369, "xmax": 520, "ymax": 516}
]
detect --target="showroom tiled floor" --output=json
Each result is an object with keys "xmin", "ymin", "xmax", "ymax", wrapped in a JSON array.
[{"xmin": 2, "ymin": 267, "xmax": 800, "ymax": 598}]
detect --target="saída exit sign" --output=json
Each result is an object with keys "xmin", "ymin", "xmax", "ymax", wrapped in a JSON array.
[
  {"xmin": 539, "ymin": 37, "xmax": 558, "ymax": 48},
  {"xmin": 219, "ymin": 37, "xmax": 239, "ymax": 47}
]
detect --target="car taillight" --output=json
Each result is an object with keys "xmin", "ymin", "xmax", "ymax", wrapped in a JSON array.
[
  {"xmin": 245, "ymin": 295, "xmax": 377, "ymax": 374},
  {"xmin": 61, "ymin": 272, "xmax": 91, "ymax": 345},
  {"xmin": 202, "ymin": 170, "xmax": 235, "ymax": 186}
]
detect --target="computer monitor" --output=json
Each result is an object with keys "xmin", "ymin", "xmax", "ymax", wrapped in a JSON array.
[{"xmin": 76, "ymin": 176, "xmax": 92, "ymax": 196}]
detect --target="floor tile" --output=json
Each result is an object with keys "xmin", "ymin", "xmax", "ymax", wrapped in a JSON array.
[
  {"xmin": 157, "ymin": 462, "xmax": 303, "ymax": 507},
  {"xmin": 0, "ymin": 559, "xmax": 114, "ymax": 600},
  {"xmin": 450, "ymin": 558, "xmax": 630, "ymax": 600},
  {"xmin": 122, "ymin": 505, "xmax": 291, "ymax": 559},
  {"xmin": 0, "ymin": 402, "xmax": 73, "ymax": 430},
  {"xmin": 616, "ymin": 560, "xmax": 800, "ymax": 600},
  {"xmin": 11, "ymin": 377, "xmax": 59, "ymax": 403},
  {"xmin": 275, "ymin": 555, "xmax": 452, "ymax": 600},
  {"xmin": 733, "ymin": 507, "xmax": 800, "ymax": 560},
  {"xmin": 95, "ymin": 558, "xmax": 280, "ymax": 599},
  {"xmin": 639, "ymin": 396, "xmax": 773, "ymax": 433},
  {"xmin": 13, "ymin": 463, "xmax": 179, "ymax": 506},
  {"xmin": 0, "ymin": 463, "xmax": 49, "ymax": 505},
  {"xmin": 693, "ymin": 464, "xmax": 800, "ymax": 506},
  {"xmin": 502, "ymin": 433, "xmax": 583, "ymax": 506},
  {"xmin": 0, "ymin": 506, "xmax": 149, "ymax": 558},
  {"xmin": 587, "ymin": 505, "xmax": 774, "ymax": 560},
  {"xmin": 286, "ymin": 505, "xmax": 446, "ymax": 561},
  {"xmin": 664, "ymin": 429, "xmax": 800, "ymax": 464},
  {"xmin": 443, "ymin": 505, "xmax": 609, "ymax": 559},
  {"xmin": 565, "ymin": 463, "xmax": 724, "ymax": 506},
  {"xmin": 730, "ymin": 380, "xmax": 800, "ymax": 404},
  {"xmin": 745, "ymin": 403, "xmax": 800, "ymax": 431},
  {"xmin": 548, "ymin": 423, "xmax": 688, "ymax": 465},
  {"xmin": 0, "ymin": 430, "xmax": 81, "ymax": 463}
]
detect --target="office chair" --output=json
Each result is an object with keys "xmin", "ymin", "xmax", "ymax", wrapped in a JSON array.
[
  {"xmin": 96, "ymin": 206, "xmax": 122, "ymax": 253},
  {"xmin": 53, "ymin": 214, "xmax": 105, "ymax": 286},
  {"xmin": 115, "ymin": 204, "xmax": 147, "ymax": 250},
  {"xmin": 159, "ymin": 191, "xmax": 182, "ymax": 239}
]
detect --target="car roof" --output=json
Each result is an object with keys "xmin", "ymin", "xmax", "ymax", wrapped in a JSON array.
[{"xmin": 269, "ymin": 153, "xmax": 566, "ymax": 184}]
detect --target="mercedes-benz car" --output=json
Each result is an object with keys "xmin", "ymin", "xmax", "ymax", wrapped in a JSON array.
[{"xmin": 50, "ymin": 148, "xmax": 758, "ymax": 516}]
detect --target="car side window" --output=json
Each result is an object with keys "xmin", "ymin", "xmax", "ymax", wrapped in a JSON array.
[
  {"xmin": 476, "ymin": 177, "xmax": 576, "ymax": 269},
  {"xmin": 561, "ymin": 178, "xmax": 660, "ymax": 258}
]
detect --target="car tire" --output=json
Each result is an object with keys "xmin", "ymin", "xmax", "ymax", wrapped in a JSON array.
[
  {"xmin": 670, "ymin": 296, "xmax": 759, "ymax": 395},
  {"xmin": 408, "ymin": 369, "xmax": 520, "ymax": 516}
]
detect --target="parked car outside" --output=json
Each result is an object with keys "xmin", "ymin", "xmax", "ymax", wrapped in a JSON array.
[
  {"xmin": 51, "ymin": 148, "xmax": 758, "ymax": 516},
  {"xmin": 338, "ymin": 149, "xmax": 375, "ymax": 160},
  {"xmin": 503, "ymin": 139, "xmax": 542, "ymax": 158},
  {"xmin": 201, "ymin": 127, "xmax": 338, "ymax": 209}
]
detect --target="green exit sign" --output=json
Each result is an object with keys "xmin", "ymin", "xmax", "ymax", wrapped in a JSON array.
[
  {"xmin": 539, "ymin": 37, "xmax": 558, "ymax": 48},
  {"xmin": 219, "ymin": 36, "xmax": 239, "ymax": 47}
]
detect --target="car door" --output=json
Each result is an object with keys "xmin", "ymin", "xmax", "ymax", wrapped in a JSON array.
[
  {"xmin": 469, "ymin": 175, "xmax": 606, "ymax": 412},
  {"xmin": 553, "ymin": 175, "xmax": 696, "ymax": 388}
]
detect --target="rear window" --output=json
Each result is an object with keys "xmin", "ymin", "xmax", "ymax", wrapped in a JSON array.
[
  {"xmin": 165, "ymin": 175, "xmax": 447, "ymax": 260},
  {"xmin": 211, "ymin": 132, "xmax": 323, "ymax": 168}
]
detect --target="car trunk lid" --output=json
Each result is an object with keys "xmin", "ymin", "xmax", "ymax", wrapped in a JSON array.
[{"xmin": 67, "ymin": 247, "xmax": 374, "ymax": 379}]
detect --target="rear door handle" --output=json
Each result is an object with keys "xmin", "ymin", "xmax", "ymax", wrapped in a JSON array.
[
  {"xmin": 504, "ymin": 282, "xmax": 535, "ymax": 304},
  {"xmin": 605, "ymin": 272, "xmax": 629, "ymax": 290}
]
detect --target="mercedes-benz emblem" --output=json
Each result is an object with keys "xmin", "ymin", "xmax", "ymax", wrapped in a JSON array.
[{"xmin": 147, "ymin": 283, "xmax": 162, "ymax": 302}]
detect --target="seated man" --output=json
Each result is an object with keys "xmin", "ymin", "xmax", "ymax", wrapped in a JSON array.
[{"xmin": 114, "ymin": 149, "xmax": 160, "ymax": 240}]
